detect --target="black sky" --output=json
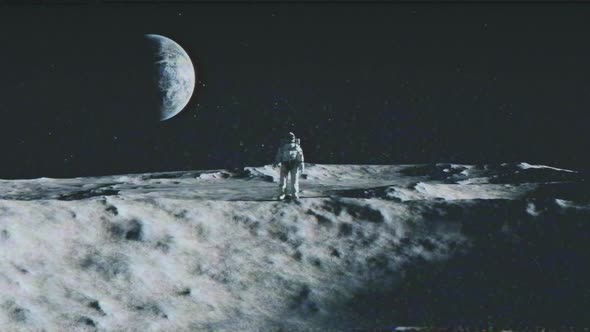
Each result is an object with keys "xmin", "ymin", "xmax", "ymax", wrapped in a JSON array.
[{"xmin": 0, "ymin": 2, "xmax": 589, "ymax": 178}]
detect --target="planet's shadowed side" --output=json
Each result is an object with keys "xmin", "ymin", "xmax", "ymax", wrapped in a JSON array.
[{"xmin": 85, "ymin": 35, "xmax": 163, "ymax": 126}]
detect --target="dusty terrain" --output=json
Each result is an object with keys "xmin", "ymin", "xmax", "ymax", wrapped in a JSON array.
[{"xmin": 0, "ymin": 163, "xmax": 588, "ymax": 331}]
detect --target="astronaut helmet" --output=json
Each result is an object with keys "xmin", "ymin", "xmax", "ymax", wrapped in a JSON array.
[{"xmin": 286, "ymin": 132, "xmax": 296, "ymax": 142}]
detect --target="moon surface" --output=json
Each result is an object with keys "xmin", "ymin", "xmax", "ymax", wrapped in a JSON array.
[
  {"xmin": 0, "ymin": 163, "xmax": 588, "ymax": 329},
  {"xmin": 145, "ymin": 34, "xmax": 196, "ymax": 121}
]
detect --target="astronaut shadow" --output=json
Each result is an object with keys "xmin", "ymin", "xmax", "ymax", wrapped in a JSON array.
[
  {"xmin": 224, "ymin": 198, "xmax": 281, "ymax": 202},
  {"xmin": 224, "ymin": 194, "xmax": 332, "ymax": 202}
]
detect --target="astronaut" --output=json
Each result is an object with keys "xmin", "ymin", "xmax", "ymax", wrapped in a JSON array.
[{"xmin": 274, "ymin": 132, "xmax": 305, "ymax": 200}]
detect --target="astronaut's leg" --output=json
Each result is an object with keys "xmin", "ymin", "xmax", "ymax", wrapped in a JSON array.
[
  {"xmin": 290, "ymin": 167, "xmax": 300, "ymax": 198},
  {"xmin": 278, "ymin": 165, "xmax": 288, "ymax": 199}
]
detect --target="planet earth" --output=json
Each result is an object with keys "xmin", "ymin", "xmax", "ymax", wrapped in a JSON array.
[{"xmin": 145, "ymin": 34, "xmax": 196, "ymax": 121}]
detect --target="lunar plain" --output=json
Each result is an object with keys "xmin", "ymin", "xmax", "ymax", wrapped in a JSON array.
[{"xmin": 0, "ymin": 163, "xmax": 588, "ymax": 330}]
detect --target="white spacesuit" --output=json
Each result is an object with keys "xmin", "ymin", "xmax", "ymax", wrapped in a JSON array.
[{"xmin": 274, "ymin": 132, "xmax": 305, "ymax": 200}]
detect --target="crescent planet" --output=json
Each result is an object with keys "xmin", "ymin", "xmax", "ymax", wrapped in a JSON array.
[{"xmin": 145, "ymin": 34, "xmax": 196, "ymax": 121}]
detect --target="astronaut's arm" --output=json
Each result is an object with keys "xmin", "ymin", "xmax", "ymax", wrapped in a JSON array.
[
  {"xmin": 298, "ymin": 149, "xmax": 305, "ymax": 172},
  {"xmin": 274, "ymin": 147, "xmax": 282, "ymax": 166}
]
